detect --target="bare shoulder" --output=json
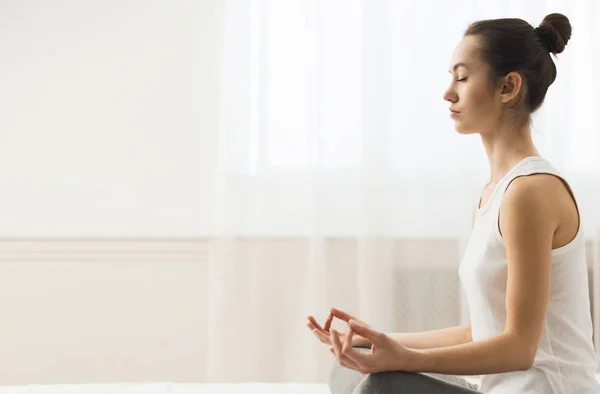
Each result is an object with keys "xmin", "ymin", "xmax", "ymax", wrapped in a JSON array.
[
  {"xmin": 504, "ymin": 173, "xmax": 565, "ymax": 206},
  {"xmin": 500, "ymin": 174, "xmax": 563, "ymax": 233}
]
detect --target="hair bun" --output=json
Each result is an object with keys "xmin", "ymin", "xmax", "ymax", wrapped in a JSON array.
[{"xmin": 538, "ymin": 13, "xmax": 572, "ymax": 54}]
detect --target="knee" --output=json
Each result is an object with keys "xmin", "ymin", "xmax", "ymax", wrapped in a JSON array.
[
  {"xmin": 352, "ymin": 372, "xmax": 389, "ymax": 394},
  {"xmin": 327, "ymin": 358, "xmax": 356, "ymax": 394},
  {"xmin": 352, "ymin": 371, "xmax": 416, "ymax": 394},
  {"xmin": 328, "ymin": 347, "xmax": 370, "ymax": 394}
]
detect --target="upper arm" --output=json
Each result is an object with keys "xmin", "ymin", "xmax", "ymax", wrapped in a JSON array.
[{"xmin": 499, "ymin": 175, "xmax": 560, "ymax": 365}]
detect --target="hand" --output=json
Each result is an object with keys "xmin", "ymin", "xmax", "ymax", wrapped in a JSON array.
[
  {"xmin": 330, "ymin": 319, "xmax": 417, "ymax": 374},
  {"xmin": 306, "ymin": 307, "xmax": 371, "ymax": 347},
  {"xmin": 306, "ymin": 312, "xmax": 334, "ymax": 345}
]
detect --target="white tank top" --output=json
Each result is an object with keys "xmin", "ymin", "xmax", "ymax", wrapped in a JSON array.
[{"xmin": 459, "ymin": 156, "xmax": 600, "ymax": 394}]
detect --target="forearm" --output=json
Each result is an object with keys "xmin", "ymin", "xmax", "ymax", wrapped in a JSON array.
[
  {"xmin": 408, "ymin": 332, "xmax": 532, "ymax": 375},
  {"xmin": 353, "ymin": 323, "xmax": 472, "ymax": 349},
  {"xmin": 388, "ymin": 324, "xmax": 472, "ymax": 349}
]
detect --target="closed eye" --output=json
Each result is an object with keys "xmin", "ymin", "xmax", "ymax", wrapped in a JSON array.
[{"xmin": 456, "ymin": 77, "xmax": 467, "ymax": 82}]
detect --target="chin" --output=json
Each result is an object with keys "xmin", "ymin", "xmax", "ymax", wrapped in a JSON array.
[
  {"xmin": 453, "ymin": 122, "xmax": 476, "ymax": 135},
  {"xmin": 453, "ymin": 123, "xmax": 468, "ymax": 134}
]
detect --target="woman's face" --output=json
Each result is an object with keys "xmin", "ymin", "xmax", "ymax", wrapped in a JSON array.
[{"xmin": 443, "ymin": 35, "xmax": 503, "ymax": 135}]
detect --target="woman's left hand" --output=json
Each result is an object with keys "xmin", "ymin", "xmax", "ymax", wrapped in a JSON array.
[{"xmin": 329, "ymin": 319, "xmax": 418, "ymax": 374}]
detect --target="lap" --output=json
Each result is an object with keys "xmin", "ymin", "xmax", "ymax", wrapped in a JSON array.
[{"xmin": 328, "ymin": 347, "xmax": 481, "ymax": 394}]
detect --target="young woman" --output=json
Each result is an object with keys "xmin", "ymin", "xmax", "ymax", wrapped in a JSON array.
[{"xmin": 306, "ymin": 13, "xmax": 600, "ymax": 394}]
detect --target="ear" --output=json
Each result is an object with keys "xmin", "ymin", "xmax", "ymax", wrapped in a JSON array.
[{"xmin": 499, "ymin": 72, "xmax": 523, "ymax": 104}]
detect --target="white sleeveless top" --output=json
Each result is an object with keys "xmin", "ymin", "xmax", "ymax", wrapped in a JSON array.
[{"xmin": 459, "ymin": 156, "xmax": 600, "ymax": 394}]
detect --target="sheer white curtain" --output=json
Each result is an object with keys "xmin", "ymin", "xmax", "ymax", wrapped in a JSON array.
[{"xmin": 203, "ymin": 0, "xmax": 600, "ymax": 382}]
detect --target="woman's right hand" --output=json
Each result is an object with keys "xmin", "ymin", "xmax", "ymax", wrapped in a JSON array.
[{"xmin": 306, "ymin": 307, "xmax": 372, "ymax": 347}]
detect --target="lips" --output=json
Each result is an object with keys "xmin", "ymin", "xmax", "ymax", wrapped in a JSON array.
[{"xmin": 449, "ymin": 109, "xmax": 460, "ymax": 118}]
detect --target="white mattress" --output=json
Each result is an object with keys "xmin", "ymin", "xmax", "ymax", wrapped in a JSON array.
[{"xmin": 0, "ymin": 383, "xmax": 331, "ymax": 394}]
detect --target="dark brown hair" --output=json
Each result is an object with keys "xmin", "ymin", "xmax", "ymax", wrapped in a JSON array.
[{"xmin": 465, "ymin": 13, "xmax": 572, "ymax": 118}]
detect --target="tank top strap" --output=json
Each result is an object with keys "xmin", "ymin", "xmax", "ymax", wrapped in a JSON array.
[
  {"xmin": 499, "ymin": 157, "xmax": 583, "ymax": 233},
  {"xmin": 498, "ymin": 156, "xmax": 562, "ymax": 198},
  {"xmin": 477, "ymin": 156, "xmax": 568, "ymax": 216}
]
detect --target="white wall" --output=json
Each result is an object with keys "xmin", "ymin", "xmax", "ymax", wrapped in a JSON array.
[
  {"xmin": 0, "ymin": 0, "xmax": 222, "ymax": 237},
  {"xmin": 0, "ymin": 238, "xmax": 209, "ymax": 385}
]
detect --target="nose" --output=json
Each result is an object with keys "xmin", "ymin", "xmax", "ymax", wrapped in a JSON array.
[{"xmin": 443, "ymin": 86, "xmax": 457, "ymax": 103}]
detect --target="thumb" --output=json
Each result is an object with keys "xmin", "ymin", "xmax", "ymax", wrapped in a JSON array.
[{"xmin": 349, "ymin": 319, "xmax": 384, "ymax": 344}]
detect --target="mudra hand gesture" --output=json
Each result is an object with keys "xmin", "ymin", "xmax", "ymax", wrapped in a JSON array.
[{"xmin": 306, "ymin": 306, "xmax": 371, "ymax": 348}]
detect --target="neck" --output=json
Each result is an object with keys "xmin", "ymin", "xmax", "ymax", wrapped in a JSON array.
[{"xmin": 480, "ymin": 122, "xmax": 539, "ymax": 184}]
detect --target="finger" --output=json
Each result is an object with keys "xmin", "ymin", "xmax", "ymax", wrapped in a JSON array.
[
  {"xmin": 330, "ymin": 308, "xmax": 370, "ymax": 327},
  {"xmin": 307, "ymin": 321, "xmax": 331, "ymax": 343},
  {"xmin": 342, "ymin": 325, "xmax": 353, "ymax": 353},
  {"xmin": 308, "ymin": 316, "xmax": 327, "ymax": 333},
  {"xmin": 323, "ymin": 312, "xmax": 334, "ymax": 332},
  {"xmin": 349, "ymin": 319, "xmax": 385, "ymax": 346},
  {"xmin": 329, "ymin": 307, "xmax": 357, "ymax": 323},
  {"xmin": 341, "ymin": 327, "xmax": 370, "ymax": 368},
  {"xmin": 312, "ymin": 328, "xmax": 332, "ymax": 344},
  {"xmin": 329, "ymin": 347, "xmax": 361, "ymax": 371},
  {"xmin": 339, "ymin": 358, "xmax": 361, "ymax": 371},
  {"xmin": 331, "ymin": 330, "xmax": 362, "ymax": 371},
  {"xmin": 307, "ymin": 316, "xmax": 320, "ymax": 329},
  {"xmin": 330, "ymin": 329, "xmax": 342, "ymax": 359},
  {"xmin": 329, "ymin": 347, "xmax": 358, "ymax": 364},
  {"xmin": 306, "ymin": 321, "xmax": 320, "ymax": 333},
  {"xmin": 341, "ymin": 327, "xmax": 364, "ymax": 365}
]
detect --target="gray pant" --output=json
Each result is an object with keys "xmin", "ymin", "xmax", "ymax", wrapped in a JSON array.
[{"xmin": 329, "ymin": 347, "xmax": 482, "ymax": 394}]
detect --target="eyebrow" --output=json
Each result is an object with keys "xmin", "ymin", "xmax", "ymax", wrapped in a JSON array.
[{"xmin": 448, "ymin": 62, "xmax": 468, "ymax": 73}]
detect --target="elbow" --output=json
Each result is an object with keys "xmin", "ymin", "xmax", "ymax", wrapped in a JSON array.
[
  {"xmin": 505, "ymin": 333, "xmax": 536, "ymax": 371},
  {"xmin": 516, "ymin": 354, "xmax": 534, "ymax": 371},
  {"xmin": 515, "ymin": 344, "xmax": 536, "ymax": 371}
]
